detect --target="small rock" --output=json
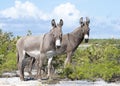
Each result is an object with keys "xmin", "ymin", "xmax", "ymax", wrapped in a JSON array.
[{"xmin": 2, "ymin": 72, "xmax": 17, "ymax": 77}]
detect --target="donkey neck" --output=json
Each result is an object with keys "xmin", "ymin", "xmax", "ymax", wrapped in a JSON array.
[
  {"xmin": 40, "ymin": 31, "xmax": 56, "ymax": 53},
  {"xmin": 64, "ymin": 27, "xmax": 84, "ymax": 52},
  {"xmin": 71, "ymin": 27, "xmax": 84, "ymax": 42}
]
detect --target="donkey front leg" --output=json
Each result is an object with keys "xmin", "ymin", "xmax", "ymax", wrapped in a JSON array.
[
  {"xmin": 64, "ymin": 52, "xmax": 73, "ymax": 67},
  {"xmin": 47, "ymin": 57, "xmax": 53, "ymax": 79}
]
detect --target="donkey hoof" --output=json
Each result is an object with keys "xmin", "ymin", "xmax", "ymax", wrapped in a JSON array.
[
  {"xmin": 46, "ymin": 76, "xmax": 53, "ymax": 81},
  {"xmin": 24, "ymin": 78, "xmax": 28, "ymax": 81},
  {"xmin": 38, "ymin": 79, "xmax": 43, "ymax": 82},
  {"xmin": 48, "ymin": 78, "xmax": 53, "ymax": 81},
  {"xmin": 25, "ymin": 77, "xmax": 35, "ymax": 81},
  {"xmin": 20, "ymin": 77, "xmax": 25, "ymax": 81}
]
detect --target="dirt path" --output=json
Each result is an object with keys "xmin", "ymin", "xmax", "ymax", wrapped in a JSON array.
[
  {"xmin": 0, "ymin": 71, "xmax": 120, "ymax": 86},
  {"xmin": 0, "ymin": 77, "xmax": 120, "ymax": 86},
  {"xmin": 0, "ymin": 77, "xmax": 43, "ymax": 86}
]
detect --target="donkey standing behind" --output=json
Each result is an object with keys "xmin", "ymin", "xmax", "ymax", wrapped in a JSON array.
[
  {"xmin": 16, "ymin": 19, "xmax": 63, "ymax": 81},
  {"xmin": 56, "ymin": 17, "xmax": 90, "ymax": 66}
]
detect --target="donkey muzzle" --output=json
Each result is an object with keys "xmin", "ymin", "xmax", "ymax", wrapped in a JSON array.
[
  {"xmin": 55, "ymin": 39, "xmax": 61, "ymax": 48},
  {"xmin": 84, "ymin": 34, "xmax": 89, "ymax": 43}
]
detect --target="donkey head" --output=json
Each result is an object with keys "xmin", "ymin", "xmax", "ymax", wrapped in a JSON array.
[
  {"xmin": 51, "ymin": 19, "xmax": 63, "ymax": 48},
  {"xmin": 80, "ymin": 17, "xmax": 90, "ymax": 43}
]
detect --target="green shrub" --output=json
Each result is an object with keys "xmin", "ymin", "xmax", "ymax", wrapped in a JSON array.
[
  {"xmin": 0, "ymin": 29, "xmax": 17, "ymax": 75},
  {"xmin": 0, "ymin": 52, "xmax": 17, "ymax": 73},
  {"xmin": 61, "ymin": 43, "xmax": 120, "ymax": 81}
]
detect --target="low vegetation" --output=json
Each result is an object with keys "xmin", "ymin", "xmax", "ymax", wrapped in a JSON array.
[
  {"xmin": 0, "ymin": 29, "xmax": 17, "ymax": 75},
  {"xmin": 56, "ymin": 41, "xmax": 120, "ymax": 82},
  {"xmin": 0, "ymin": 29, "xmax": 120, "ymax": 82}
]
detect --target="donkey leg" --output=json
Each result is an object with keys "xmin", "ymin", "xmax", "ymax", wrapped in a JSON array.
[
  {"xmin": 19, "ymin": 61, "xmax": 25, "ymax": 81},
  {"xmin": 47, "ymin": 57, "xmax": 53, "ymax": 79},
  {"xmin": 64, "ymin": 52, "xmax": 73, "ymax": 67},
  {"xmin": 36, "ymin": 54, "xmax": 45, "ymax": 80},
  {"xmin": 18, "ymin": 62, "xmax": 23, "ymax": 80},
  {"xmin": 36, "ymin": 59, "xmax": 41, "ymax": 79},
  {"xmin": 28, "ymin": 66, "xmax": 32, "ymax": 79},
  {"xmin": 28, "ymin": 58, "xmax": 35, "ymax": 78}
]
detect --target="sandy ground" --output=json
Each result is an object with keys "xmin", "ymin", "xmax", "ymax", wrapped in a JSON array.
[
  {"xmin": 0, "ymin": 77, "xmax": 120, "ymax": 86},
  {"xmin": 0, "ymin": 63, "xmax": 120, "ymax": 86}
]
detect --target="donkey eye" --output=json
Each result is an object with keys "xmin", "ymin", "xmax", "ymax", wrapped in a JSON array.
[
  {"xmin": 53, "ymin": 34, "xmax": 55, "ymax": 37},
  {"xmin": 81, "ymin": 23, "xmax": 84, "ymax": 27}
]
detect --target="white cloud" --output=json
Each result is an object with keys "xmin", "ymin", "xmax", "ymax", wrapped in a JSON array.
[
  {"xmin": 0, "ymin": 1, "xmax": 81, "ymax": 26},
  {"xmin": 0, "ymin": 1, "xmax": 49, "ymax": 20},
  {"xmin": 52, "ymin": 3, "xmax": 80, "ymax": 27},
  {"xmin": 0, "ymin": 1, "xmax": 119, "ymax": 38}
]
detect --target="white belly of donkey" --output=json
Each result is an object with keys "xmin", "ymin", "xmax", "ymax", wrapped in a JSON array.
[
  {"xmin": 24, "ymin": 50, "xmax": 56, "ymax": 58},
  {"xmin": 24, "ymin": 50, "xmax": 40, "ymax": 58},
  {"xmin": 46, "ymin": 50, "xmax": 56, "ymax": 58}
]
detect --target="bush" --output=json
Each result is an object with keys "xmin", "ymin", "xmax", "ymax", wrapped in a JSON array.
[
  {"xmin": 0, "ymin": 51, "xmax": 17, "ymax": 74},
  {"xmin": 0, "ymin": 29, "xmax": 17, "ymax": 75},
  {"xmin": 61, "ymin": 43, "xmax": 120, "ymax": 81}
]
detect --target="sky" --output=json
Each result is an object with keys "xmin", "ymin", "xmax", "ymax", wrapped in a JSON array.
[{"xmin": 0, "ymin": 0, "xmax": 120, "ymax": 38}]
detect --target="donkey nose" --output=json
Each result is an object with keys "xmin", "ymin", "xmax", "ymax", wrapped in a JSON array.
[
  {"xmin": 84, "ymin": 34, "xmax": 89, "ymax": 43},
  {"xmin": 84, "ymin": 34, "xmax": 89, "ymax": 39},
  {"xmin": 56, "ymin": 39, "xmax": 61, "ymax": 48},
  {"xmin": 85, "ymin": 39, "xmax": 89, "ymax": 43},
  {"xmin": 56, "ymin": 46, "xmax": 61, "ymax": 49}
]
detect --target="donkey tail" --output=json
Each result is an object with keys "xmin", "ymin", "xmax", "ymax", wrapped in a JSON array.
[{"xmin": 16, "ymin": 49, "xmax": 19, "ymax": 64}]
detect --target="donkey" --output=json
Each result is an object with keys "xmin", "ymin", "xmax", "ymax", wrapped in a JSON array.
[
  {"xmin": 55, "ymin": 17, "xmax": 90, "ymax": 67},
  {"xmin": 16, "ymin": 19, "xmax": 63, "ymax": 81}
]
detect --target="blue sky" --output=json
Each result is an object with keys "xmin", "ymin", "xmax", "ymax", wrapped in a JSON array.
[{"xmin": 0, "ymin": 0, "xmax": 120, "ymax": 38}]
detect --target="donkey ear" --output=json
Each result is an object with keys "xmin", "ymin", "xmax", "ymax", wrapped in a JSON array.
[
  {"xmin": 51, "ymin": 19, "xmax": 56, "ymax": 27},
  {"xmin": 80, "ymin": 17, "xmax": 83, "ymax": 25},
  {"xmin": 59, "ymin": 19, "xmax": 63, "ymax": 26},
  {"xmin": 86, "ymin": 17, "xmax": 90, "ymax": 25}
]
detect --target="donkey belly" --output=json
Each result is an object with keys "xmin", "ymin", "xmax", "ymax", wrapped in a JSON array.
[
  {"xmin": 25, "ymin": 50, "xmax": 40, "ymax": 59},
  {"xmin": 46, "ymin": 50, "xmax": 56, "ymax": 58},
  {"xmin": 25, "ymin": 50, "xmax": 56, "ymax": 58}
]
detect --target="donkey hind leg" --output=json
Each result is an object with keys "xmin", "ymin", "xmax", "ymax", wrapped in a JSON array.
[
  {"xmin": 19, "ymin": 60, "xmax": 25, "ymax": 81},
  {"xmin": 36, "ymin": 60, "xmax": 40, "ymax": 79},
  {"xmin": 28, "ymin": 58, "xmax": 35, "ymax": 78},
  {"xmin": 64, "ymin": 52, "xmax": 73, "ymax": 67},
  {"xmin": 27, "ymin": 66, "xmax": 33, "ymax": 79},
  {"xmin": 21, "ymin": 57, "xmax": 32, "ymax": 81},
  {"xmin": 47, "ymin": 57, "xmax": 53, "ymax": 79},
  {"xmin": 35, "ymin": 57, "xmax": 40, "ymax": 79},
  {"xmin": 36, "ymin": 53, "xmax": 45, "ymax": 80}
]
